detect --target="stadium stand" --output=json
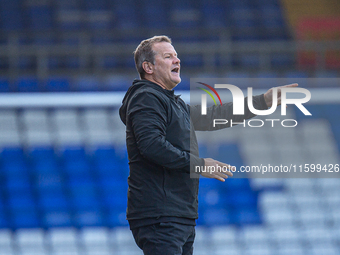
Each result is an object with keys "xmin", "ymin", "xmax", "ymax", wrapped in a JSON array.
[{"xmin": 0, "ymin": 0, "xmax": 339, "ymax": 254}]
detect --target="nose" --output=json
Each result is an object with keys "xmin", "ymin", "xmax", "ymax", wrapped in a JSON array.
[{"xmin": 174, "ymin": 56, "xmax": 180, "ymax": 64}]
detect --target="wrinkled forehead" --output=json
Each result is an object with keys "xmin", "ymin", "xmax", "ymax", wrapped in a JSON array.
[{"xmin": 152, "ymin": 42, "xmax": 177, "ymax": 56}]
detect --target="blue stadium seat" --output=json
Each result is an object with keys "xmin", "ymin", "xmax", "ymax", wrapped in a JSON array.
[
  {"xmin": 34, "ymin": 35, "xmax": 55, "ymax": 45},
  {"xmin": 257, "ymin": 0, "xmax": 280, "ymax": 7},
  {"xmin": 56, "ymin": 0, "xmax": 79, "ymax": 10},
  {"xmin": 18, "ymin": 56, "xmax": 36, "ymax": 70},
  {"xmin": 198, "ymin": 188, "xmax": 225, "ymax": 210},
  {"xmin": 231, "ymin": 8, "xmax": 259, "ymax": 28},
  {"xmin": 216, "ymin": 54, "xmax": 233, "ymax": 68},
  {"xmin": 0, "ymin": 8, "xmax": 23, "ymax": 31},
  {"xmin": 11, "ymin": 211, "xmax": 40, "ymax": 228},
  {"xmin": 62, "ymin": 146, "xmax": 87, "ymax": 160},
  {"xmin": 284, "ymin": 71, "xmax": 309, "ymax": 88},
  {"xmin": 113, "ymin": 5, "xmax": 139, "ymax": 29},
  {"xmin": 93, "ymin": 146, "xmax": 116, "ymax": 159},
  {"xmin": 180, "ymin": 55, "xmax": 204, "ymax": 68},
  {"xmin": 71, "ymin": 196, "xmax": 101, "ymax": 211},
  {"xmin": 1, "ymin": 147, "xmax": 25, "ymax": 160},
  {"xmin": 256, "ymin": 71, "xmax": 278, "ymax": 78},
  {"xmin": 198, "ymin": 144, "xmax": 209, "ymax": 159},
  {"xmin": 38, "ymin": 193, "xmax": 70, "ymax": 212},
  {"xmin": 7, "ymin": 193, "xmax": 36, "ymax": 211},
  {"xmin": 198, "ymin": 208, "xmax": 231, "ymax": 226},
  {"xmin": 27, "ymin": 5, "xmax": 53, "ymax": 30},
  {"xmin": 285, "ymin": 71, "xmax": 309, "ymax": 78},
  {"xmin": 0, "ymin": 57, "xmax": 9, "ymax": 72},
  {"xmin": 237, "ymin": 54, "xmax": 261, "ymax": 68},
  {"xmin": 97, "ymin": 56, "xmax": 119, "ymax": 69},
  {"xmin": 44, "ymin": 211, "xmax": 72, "ymax": 228},
  {"xmin": 201, "ymin": 3, "xmax": 227, "ymax": 28},
  {"xmin": 0, "ymin": 211, "xmax": 8, "ymax": 228},
  {"xmin": 199, "ymin": 178, "xmax": 221, "ymax": 193},
  {"xmin": 64, "ymin": 159, "xmax": 91, "ymax": 177},
  {"xmin": 271, "ymin": 53, "xmax": 295, "ymax": 68},
  {"xmin": 235, "ymin": 208, "xmax": 261, "ymax": 225},
  {"xmin": 118, "ymin": 56, "xmax": 136, "ymax": 69},
  {"xmin": 34, "ymin": 173, "xmax": 64, "ymax": 192},
  {"xmin": 223, "ymin": 178, "xmax": 252, "ymax": 192},
  {"xmin": 226, "ymin": 71, "xmax": 250, "ymax": 79},
  {"xmin": 142, "ymin": 4, "xmax": 168, "ymax": 29},
  {"xmin": 46, "ymin": 77, "xmax": 70, "ymax": 92},
  {"xmin": 0, "ymin": 0, "xmax": 21, "ymax": 9},
  {"xmin": 255, "ymin": 72, "xmax": 279, "ymax": 89},
  {"xmin": 68, "ymin": 179, "xmax": 97, "ymax": 196},
  {"xmin": 100, "ymin": 179, "xmax": 128, "ymax": 212},
  {"xmin": 107, "ymin": 208, "xmax": 128, "ymax": 227},
  {"xmin": 30, "ymin": 147, "xmax": 59, "ymax": 173},
  {"xmin": 64, "ymin": 56, "xmax": 80, "ymax": 69},
  {"xmin": 232, "ymin": 27, "xmax": 263, "ymax": 41},
  {"xmin": 94, "ymin": 159, "xmax": 120, "ymax": 178},
  {"xmin": 56, "ymin": 9, "xmax": 82, "ymax": 30},
  {"xmin": 216, "ymin": 143, "xmax": 244, "ymax": 168},
  {"xmin": 91, "ymin": 33, "xmax": 114, "ymax": 44},
  {"xmin": 84, "ymin": 0, "xmax": 107, "ymax": 10},
  {"xmin": 103, "ymin": 76, "xmax": 131, "ymax": 91},
  {"xmin": 260, "ymin": 6, "xmax": 284, "ymax": 29},
  {"xmin": 74, "ymin": 210, "xmax": 103, "ymax": 227},
  {"xmin": 1, "ymin": 160, "xmax": 29, "ymax": 176},
  {"xmin": 0, "ymin": 197, "xmax": 4, "ymax": 212},
  {"xmin": 74, "ymin": 76, "xmax": 100, "ymax": 91},
  {"xmin": 16, "ymin": 77, "xmax": 40, "ymax": 92},
  {"xmin": 48, "ymin": 57, "xmax": 62, "ymax": 70},
  {"xmin": 100, "ymin": 178, "xmax": 127, "ymax": 196},
  {"xmin": 0, "ymin": 77, "xmax": 10, "ymax": 92},
  {"xmin": 323, "ymin": 104, "xmax": 340, "ymax": 123},
  {"xmin": 169, "ymin": 6, "xmax": 201, "ymax": 29},
  {"xmin": 5, "ymin": 175, "xmax": 31, "ymax": 193},
  {"xmin": 229, "ymin": 191, "xmax": 258, "ymax": 208}
]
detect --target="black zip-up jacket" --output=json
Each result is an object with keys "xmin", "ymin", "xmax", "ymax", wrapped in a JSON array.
[{"xmin": 119, "ymin": 79, "xmax": 268, "ymax": 227}]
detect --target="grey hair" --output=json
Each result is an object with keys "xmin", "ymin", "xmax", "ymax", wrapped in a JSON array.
[{"xmin": 134, "ymin": 35, "xmax": 172, "ymax": 79}]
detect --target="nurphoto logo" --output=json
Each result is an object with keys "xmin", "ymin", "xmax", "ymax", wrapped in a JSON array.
[{"xmin": 198, "ymin": 83, "xmax": 312, "ymax": 128}]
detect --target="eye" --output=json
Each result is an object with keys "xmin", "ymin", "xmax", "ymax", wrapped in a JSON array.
[{"xmin": 165, "ymin": 56, "xmax": 171, "ymax": 58}]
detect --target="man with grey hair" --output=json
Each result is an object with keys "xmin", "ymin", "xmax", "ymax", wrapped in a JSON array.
[{"xmin": 119, "ymin": 35, "xmax": 297, "ymax": 254}]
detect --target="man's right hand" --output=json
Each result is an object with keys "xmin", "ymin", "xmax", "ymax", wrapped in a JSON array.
[{"xmin": 201, "ymin": 158, "xmax": 235, "ymax": 182}]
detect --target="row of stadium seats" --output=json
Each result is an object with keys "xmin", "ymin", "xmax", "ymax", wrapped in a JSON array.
[
  {"xmin": 0, "ymin": 143, "xmax": 260, "ymax": 229},
  {"xmin": 0, "ymin": 71, "xmax": 339, "ymax": 92},
  {"xmin": 0, "ymin": 53, "xmax": 299, "ymax": 73},
  {"xmin": 0, "ymin": 101, "xmax": 339, "ymax": 253},
  {"xmin": 0, "ymin": 105, "xmax": 263, "ymax": 229},
  {"xmin": 0, "ymin": 0, "xmax": 289, "ymax": 41},
  {"xmin": 3, "ymin": 103, "xmax": 339, "ymax": 230}
]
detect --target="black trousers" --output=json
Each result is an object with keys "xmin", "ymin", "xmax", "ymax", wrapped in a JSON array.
[{"xmin": 131, "ymin": 222, "xmax": 195, "ymax": 255}]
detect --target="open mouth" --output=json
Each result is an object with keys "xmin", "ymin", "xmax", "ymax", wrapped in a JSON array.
[{"xmin": 171, "ymin": 67, "xmax": 180, "ymax": 73}]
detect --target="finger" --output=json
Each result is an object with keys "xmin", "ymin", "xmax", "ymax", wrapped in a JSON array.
[
  {"xmin": 214, "ymin": 163, "xmax": 235, "ymax": 176},
  {"xmin": 216, "ymin": 161, "xmax": 233, "ymax": 170},
  {"xmin": 215, "ymin": 170, "xmax": 233, "ymax": 178},
  {"xmin": 281, "ymin": 83, "xmax": 298, "ymax": 88},
  {"xmin": 220, "ymin": 164, "xmax": 235, "ymax": 175},
  {"xmin": 213, "ymin": 175, "xmax": 225, "ymax": 182}
]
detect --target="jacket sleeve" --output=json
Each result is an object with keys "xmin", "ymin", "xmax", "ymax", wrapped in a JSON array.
[
  {"xmin": 128, "ymin": 91, "xmax": 204, "ymax": 171},
  {"xmin": 190, "ymin": 94, "xmax": 268, "ymax": 131}
]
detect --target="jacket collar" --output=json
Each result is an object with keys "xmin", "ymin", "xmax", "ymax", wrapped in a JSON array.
[{"xmin": 134, "ymin": 79, "xmax": 178, "ymax": 99}]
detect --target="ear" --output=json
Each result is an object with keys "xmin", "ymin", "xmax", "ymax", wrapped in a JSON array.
[{"xmin": 142, "ymin": 61, "xmax": 153, "ymax": 75}]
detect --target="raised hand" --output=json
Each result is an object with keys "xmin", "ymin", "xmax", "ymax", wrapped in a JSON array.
[{"xmin": 264, "ymin": 83, "xmax": 298, "ymax": 107}]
